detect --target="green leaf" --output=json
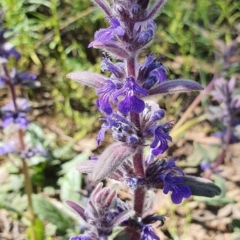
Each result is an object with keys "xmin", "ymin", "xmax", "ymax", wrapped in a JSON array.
[
  {"xmin": 58, "ymin": 152, "xmax": 89, "ymax": 202},
  {"xmin": 33, "ymin": 195, "xmax": 73, "ymax": 235}
]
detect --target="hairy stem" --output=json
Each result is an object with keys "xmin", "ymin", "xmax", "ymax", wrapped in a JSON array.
[
  {"xmin": 2, "ymin": 64, "xmax": 36, "ymax": 240},
  {"xmin": 127, "ymin": 58, "xmax": 146, "ymax": 216}
]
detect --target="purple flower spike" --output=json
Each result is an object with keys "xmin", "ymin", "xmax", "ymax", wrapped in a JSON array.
[
  {"xmin": 89, "ymin": 18, "xmax": 125, "ymax": 48},
  {"xmin": 140, "ymin": 225, "xmax": 160, "ymax": 240},
  {"xmin": 114, "ymin": 77, "xmax": 148, "ymax": 115}
]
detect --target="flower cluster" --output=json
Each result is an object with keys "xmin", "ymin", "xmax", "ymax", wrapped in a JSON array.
[
  {"xmin": 0, "ymin": 11, "xmax": 44, "ymax": 159},
  {"xmin": 67, "ymin": 0, "xmax": 221, "ymax": 239},
  {"xmin": 208, "ymin": 77, "xmax": 240, "ymax": 144},
  {"xmin": 67, "ymin": 183, "xmax": 134, "ymax": 240}
]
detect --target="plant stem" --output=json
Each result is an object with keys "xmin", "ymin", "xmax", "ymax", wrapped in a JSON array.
[
  {"xmin": 126, "ymin": 57, "xmax": 146, "ymax": 240},
  {"xmin": 2, "ymin": 64, "xmax": 36, "ymax": 240}
]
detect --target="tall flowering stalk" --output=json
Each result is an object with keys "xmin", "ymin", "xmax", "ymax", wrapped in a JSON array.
[
  {"xmin": 202, "ymin": 77, "xmax": 240, "ymax": 174},
  {"xmin": 67, "ymin": 1, "xmax": 221, "ymax": 239},
  {"xmin": 0, "ymin": 10, "xmax": 44, "ymax": 240}
]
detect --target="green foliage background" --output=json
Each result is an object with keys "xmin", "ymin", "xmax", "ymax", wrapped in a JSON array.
[{"xmin": 1, "ymin": 0, "xmax": 239, "ymax": 133}]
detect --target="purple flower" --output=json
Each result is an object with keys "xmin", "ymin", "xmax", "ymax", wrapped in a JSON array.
[
  {"xmin": 89, "ymin": 18, "xmax": 125, "ymax": 47},
  {"xmin": 1, "ymin": 111, "xmax": 28, "ymax": 128},
  {"xmin": 0, "ymin": 139, "xmax": 19, "ymax": 155},
  {"xmin": 161, "ymin": 173, "xmax": 192, "ymax": 204},
  {"xmin": 96, "ymin": 80, "xmax": 121, "ymax": 115},
  {"xmin": 200, "ymin": 161, "xmax": 211, "ymax": 171},
  {"xmin": 0, "ymin": 138, "xmax": 47, "ymax": 158},
  {"xmin": 97, "ymin": 112, "xmax": 139, "ymax": 145},
  {"xmin": 138, "ymin": 53, "xmax": 168, "ymax": 90},
  {"xmin": 114, "ymin": 77, "xmax": 148, "ymax": 115},
  {"xmin": 146, "ymin": 159, "xmax": 191, "ymax": 204},
  {"xmin": 20, "ymin": 147, "xmax": 48, "ymax": 159},
  {"xmin": 140, "ymin": 225, "xmax": 160, "ymax": 240},
  {"xmin": 124, "ymin": 159, "xmax": 192, "ymax": 203},
  {"xmin": 11, "ymin": 69, "xmax": 37, "ymax": 86},
  {"xmin": 1, "ymin": 99, "xmax": 30, "ymax": 128},
  {"xmin": 0, "ymin": 24, "xmax": 21, "ymax": 60},
  {"xmin": 149, "ymin": 123, "xmax": 172, "ymax": 155},
  {"xmin": 101, "ymin": 58, "xmax": 125, "ymax": 79}
]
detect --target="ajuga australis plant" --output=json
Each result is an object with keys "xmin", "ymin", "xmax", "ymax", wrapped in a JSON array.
[
  {"xmin": 67, "ymin": 1, "xmax": 221, "ymax": 239},
  {"xmin": 202, "ymin": 77, "xmax": 240, "ymax": 175}
]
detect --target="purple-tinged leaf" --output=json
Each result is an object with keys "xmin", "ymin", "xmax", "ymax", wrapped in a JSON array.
[
  {"xmin": 66, "ymin": 71, "xmax": 106, "ymax": 89},
  {"xmin": 95, "ymin": 187, "xmax": 111, "ymax": 204},
  {"xmin": 77, "ymin": 161, "xmax": 95, "ymax": 174},
  {"xmin": 89, "ymin": 41, "xmax": 129, "ymax": 59},
  {"xmin": 92, "ymin": 142, "xmax": 135, "ymax": 182},
  {"xmin": 104, "ymin": 189, "xmax": 117, "ymax": 208},
  {"xmin": 66, "ymin": 200, "xmax": 87, "ymax": 221},
  {"xmin": 148, "ymin": 79, "xmax": 203, "ymax": 95},
  {"xmin": 141, "ymin": 0, "xmax": 167, "ymax": 21},
  {"xmin": 91, "ymin": 182, "xmax": 104, "ymax": 198},
  {"xmin": 86, "ymin": 200, "xmax": 99, "ymax": 217},
  {"xmin": 182, "ymin": 175, "xmax": 221, "ymax": 197},
  {"xmin": 92, "ymin": 0, "xmax": 112, "ymax": 16}
]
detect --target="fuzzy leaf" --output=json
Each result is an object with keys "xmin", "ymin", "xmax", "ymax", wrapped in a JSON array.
[
  {"xmin": 104, "ymin": 189, "xmax": 117, "ymax": 208},
  {"xmin": 77, "ymin": 160, "xmax": 95, "ymax": 173},
  {"xmin": 66, "ymin": 71, "xmax": 106, "ymax": 89},
  {"xmin": 66, "ymin": 200, "xmax": 87, "ymax": 221},
  {"xmin": 93, "ymin": 0, "xmax": 112, "ymax": 16},
  {"xmin": 90, "ymin": 41, "xmax": 130, "ymax": 59},
  {"xmin": 92, "ymin": 142, "xmax": 135, "ymax": 182},
  {"xmin": 33, "ymin": 195, "xmax": 72, "ymax": 235},
  {"xmin": 182, "ymin": 175, "xmax": 221, "ymax": 197},
  {"xmin": 149, "ymin": 79, "xmax": 203, "ymax": 95}
]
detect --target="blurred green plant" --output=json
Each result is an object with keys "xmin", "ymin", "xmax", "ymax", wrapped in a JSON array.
[{"xmin": 0, "ymin": 0, "xmax": 104, "ymax": 141}]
